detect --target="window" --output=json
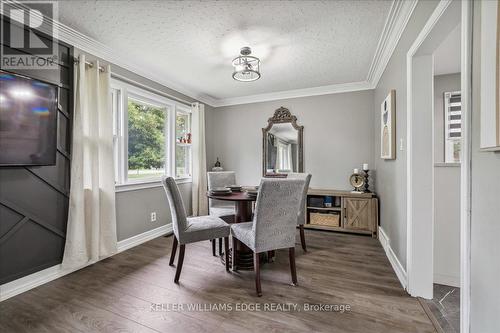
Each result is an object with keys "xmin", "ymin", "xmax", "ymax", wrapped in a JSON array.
[
  {"xmin": 111, "ymin": 80, "xmax": 192, "ymax": 186},
  {"xmin": 444, "ymin": 91, "xmax": 462, "ymax": 163},
  {"xmin": 175, "ymin": 108, "xmax": 192, "ymax": 178},
  {"xmin": 276, "ymin": 140, "xmax": 292, "ymax": 172},
  {"xmin": 111, "ymin": 88, "xmax": 121, "ymax": 183},
  {"xmin": 127, "ymin": 98, "xmax": 167, "ymax": 180}
]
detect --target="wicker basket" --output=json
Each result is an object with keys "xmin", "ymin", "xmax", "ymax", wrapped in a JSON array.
[{"xmin": 309, "ymin": 212, "xmax": 340, "ymax": 227}]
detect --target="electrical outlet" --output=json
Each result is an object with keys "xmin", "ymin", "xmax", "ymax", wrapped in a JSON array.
[{"xmin": 150, "ymin": 212, "xmax": 157, "ymax": 222}]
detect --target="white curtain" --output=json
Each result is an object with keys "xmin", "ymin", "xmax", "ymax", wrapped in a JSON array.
[
  {"xmin": 191, "ymin": 102, "xmax": 208, "ymax": 216},
  {"xmin": 62, "ymin": 54, "xmax": 117, "ymax": 270}
]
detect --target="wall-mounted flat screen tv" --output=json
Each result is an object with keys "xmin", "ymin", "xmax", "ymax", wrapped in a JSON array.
[{"xmin": 0, "ymin": 70, "xmax": 58, "ymax": 166}]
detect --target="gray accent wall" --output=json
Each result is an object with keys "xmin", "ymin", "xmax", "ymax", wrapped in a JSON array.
[
  {"xmin": 206, "ymin": 90, "xmax": 375, "ymax": 189},
  {"xmin": 470, "ymin": 2, "xmax": 500, "ymax": 331},
  {"xmin": 0, "ymin": 24, "xmax": 73, "ymax": 284},
  {"xmin": 116, "ymin": 183, "xmax": 191, "ymax": 241},
  {"xmin": 373, "ymin": 0, "xmax": 439, "ymax": 268}
]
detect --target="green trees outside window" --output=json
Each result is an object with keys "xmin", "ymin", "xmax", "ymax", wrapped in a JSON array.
[{"xmin": 127, "ymin": 100, "xmax": 166, "ymax": 179}]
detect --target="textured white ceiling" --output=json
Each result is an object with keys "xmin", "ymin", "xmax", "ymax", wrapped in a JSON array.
[{"xmin": 58, "ymin": 0, "xmax": 392, "ymax": 100}]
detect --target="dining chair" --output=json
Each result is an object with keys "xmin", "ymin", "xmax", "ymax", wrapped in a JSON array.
[
  {"xmin": 286, "ymin": 173, "xmax": 312, "ymax": 252},
  {"xmin": 207, "ymin": 171, "xmax": 237, "ymax": 256},
  {"xmin": 162, "ymin": 176, "xmax": 230, "ymax": 283},
  {"xmin": 230, "ymin": 178, "xmax": 307, "ymax": 296}
]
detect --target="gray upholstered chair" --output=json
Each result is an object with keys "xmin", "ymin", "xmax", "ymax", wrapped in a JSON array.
[
  {"xmin": 207, "ymin": 171, "xmax": 237, "ymax": 256},
  {"xmin": 286, "ymin": 173, "xmax": 312, "ymax": 251},
  {"xmin": 231, "ymin": 178, "xmax": 307, "ymax": 296},
  {"xmin": 162, "ymin": 176, "xmax": 231, "ymax": 283}
]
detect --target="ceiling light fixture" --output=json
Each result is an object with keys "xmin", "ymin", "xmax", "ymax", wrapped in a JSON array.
[{"xmin": 232, "ymin": 46, "xmax": 261, "ymax": 82}]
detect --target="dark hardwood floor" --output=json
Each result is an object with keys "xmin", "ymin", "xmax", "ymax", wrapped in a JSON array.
[{"xmin": 0, "ymin": 230, "xmax": 436, "ymax": 333}]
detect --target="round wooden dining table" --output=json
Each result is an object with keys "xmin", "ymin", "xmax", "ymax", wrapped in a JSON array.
[{"xmin": 207, "ymin": 191, "xmax": 258, "ymax": 270}]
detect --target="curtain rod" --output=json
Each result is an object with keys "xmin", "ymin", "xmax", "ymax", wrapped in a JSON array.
[
  {"xmin": 73, "ymin": 57, "xmax": 105, "ymax": 72},
  {"xmin": 72, "ymin": 57, "xmax": 194, "ymax": 107}
]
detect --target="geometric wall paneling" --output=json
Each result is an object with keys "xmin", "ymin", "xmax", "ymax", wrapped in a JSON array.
[
  {"xmin": 0, "ymin": 205, "xmax": 24, "ymax": 238},
  {"xmin": 0, "ymin": 19, "xmax": 73, "ymax": 283},
  {"xmin": 0, "ymin": 221, "xmax": 66, "ymax": 284},
  {"xmin": 57, "ymin": 106, "xmax": 72, "ymax": 158},
  {"xmin": 27, "ymin": 155, "xmax": 71, "ymax": 197},
  {"xmin": 0, "ymin": 169, "xmax": 69, "ymax": 229}
]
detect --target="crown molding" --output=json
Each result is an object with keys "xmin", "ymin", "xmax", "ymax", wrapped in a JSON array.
[
  {"xmin": 2, "ymin": 0, "xmax": 417, "ymax": 107},
  {"xmin": 56, "ymin": 25, "xmax": 219, "ymax": 107},
  {"xmin": 213, "ymin": 81, "xmax": 374, "ymax": 107},
  {"xmin": 367, "ymin": 0, "xmax": 418, "ymax": 87}
]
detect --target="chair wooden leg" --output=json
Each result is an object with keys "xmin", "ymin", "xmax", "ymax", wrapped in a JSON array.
[
  {"xmin": 169, "ymin": 236, "xmax": 178, "ymax": 266},
  {"xmin": 254, "ymin": 252, "xmax": 262, "ymax": 297},
  {"xmin": 299, "ymin": 225, "xmax": 307, "ymax": 252},
  {"xmin": 289, "ymin": 247, "xmax": 298, "ymax": 286},
  {"xmin": 174, "ymin": 244, "xmax": 185, "ymax": 283},
  {"xmin": 232, "ymin": 237, "xmax": 238, "ymax": 271},
  {"xmin": 212, "ymin": 239, "xmax": 216, "ymax": 256},
  {"xmin": 224, "ymin": 237, "xmax": 230, "ymax": 272},
  {"xmin": 219, "ymin": 238, "xmax": 223, "ymax": 256}
]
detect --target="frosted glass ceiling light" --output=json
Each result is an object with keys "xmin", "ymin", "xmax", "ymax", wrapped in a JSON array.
[{"xmin": 232, "ymin": 47, "xmax": 261, "ymax": 82}]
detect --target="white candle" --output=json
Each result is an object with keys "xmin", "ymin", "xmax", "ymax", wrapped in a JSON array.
[
  {"xmin": 354, "ymin": 168, "xmax": 359, "ymax": 174},
  {"xmin": 363, "ymin": 163, "xmax": 369, "ymax": 171}
]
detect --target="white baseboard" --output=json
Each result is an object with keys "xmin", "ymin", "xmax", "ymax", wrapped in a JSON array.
[
  {"xmin": 0, "ymin": 224, "xmax": 173, "ymax": 302},
  {"xmin": 117, "ymin": 224, "xmax": 173, "ymax": 252},
  {"xmin": 379, "ymin": 226, "xmax": 408, "ymax": 289},
  {"xmin": 0, "ymin": 264, "xmax": 63, "ymax": 301},
  {"xmin": 434, "ymin": 273, "xmax": 460, "ymax": 288}
]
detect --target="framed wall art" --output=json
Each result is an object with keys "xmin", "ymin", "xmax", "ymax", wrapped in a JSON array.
[{"xmin": 381, "ymin": 90, "xmax": 396, "ymax": 159}]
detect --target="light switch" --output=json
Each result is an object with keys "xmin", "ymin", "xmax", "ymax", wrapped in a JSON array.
[{"xmin": 399, "ymin": 138, "xmax": 404, "ymax": 151}]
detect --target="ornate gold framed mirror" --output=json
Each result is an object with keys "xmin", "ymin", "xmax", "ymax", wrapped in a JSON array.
[{"xmin": 262, "ymin": 107, "xmax": 304, "ymax": 176}]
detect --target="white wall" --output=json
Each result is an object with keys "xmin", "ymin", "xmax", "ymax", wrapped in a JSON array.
[
  {"xmin": 433, "ymin": 74, "xmax": 461, "ymax": 287},
  {"xmin": 470, "ymin": 2, "xmax": 500, "ymax": 331},
  {"xmin": 206, "ymin": 90, "xmax": 374, "ymax": 189},
  {"xmin": 433, "ymin": 165, "xmax": 460, "ymax": 287}
]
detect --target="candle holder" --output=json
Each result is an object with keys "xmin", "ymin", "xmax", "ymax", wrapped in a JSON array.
[{"xmin": 363, "ymin": 169, "xmax": 371, "ymax": 193}]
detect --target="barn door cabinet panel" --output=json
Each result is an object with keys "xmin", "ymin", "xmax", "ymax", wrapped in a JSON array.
[{"xmin": 304, "ymin": 189, "xmax": 378, "ymax": 238}]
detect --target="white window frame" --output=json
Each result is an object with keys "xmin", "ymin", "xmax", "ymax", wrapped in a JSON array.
[
  {"xmin": 111, "ymin": 79, "xmax": 192, "ymax": 192},
  {"xmin": 175, "ymin": 104, "xmax": 193, "ymax": 180},
  {"xmin": 444, "ymin": 91, "xmax": 462, "ymax": 163}
]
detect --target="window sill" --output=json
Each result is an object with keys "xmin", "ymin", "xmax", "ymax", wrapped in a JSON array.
[
  {"xmin": 175, "ymin": 177, "xmax": 193, "ymax": 184},
  {"xmin": 434, "ymin": 162, "xmax": 461, "ymax": 167},
  {"xmin": 116, "ymin": 178, "xmax": 192, "ymax": 193}
]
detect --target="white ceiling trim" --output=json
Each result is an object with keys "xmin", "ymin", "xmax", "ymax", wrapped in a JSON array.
[
  {"xmin": 55, "ymin": 23, "xmax": 215, "ymax": 106},
  {"xmin": 4, "ymin": 0, "xmax": 417, "ymax": 107},
  {"xmin": 213, "ymin": 81, "xmax": 373, "ymax": 107},
  {"xmin": 366, "ymin": 0, "xmax": 418, "ymax": 86},
  {"xmin": 58, "ymin": 26, "xmax": 218, "ymax": 106},
  {"xmin": 214, "ymin": 0, "xmax": 418, "ymax": 107}
]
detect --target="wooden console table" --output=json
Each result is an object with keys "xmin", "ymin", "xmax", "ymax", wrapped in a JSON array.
[{"xmin": 304, "ymin": 189, "xmax": 378, "ymax": 238}]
